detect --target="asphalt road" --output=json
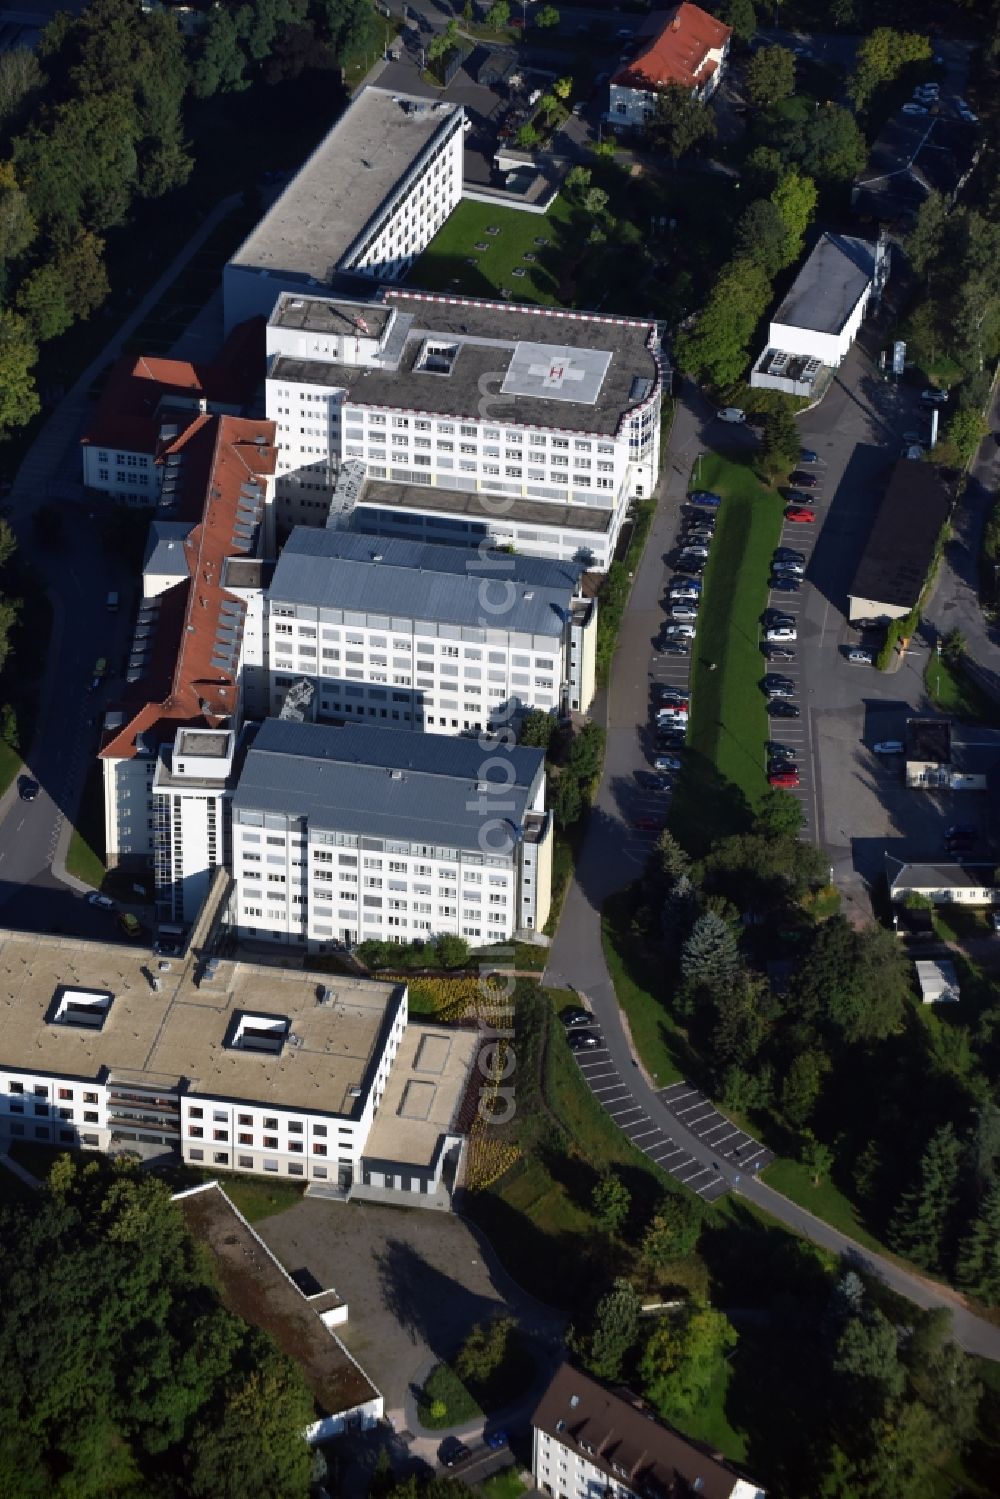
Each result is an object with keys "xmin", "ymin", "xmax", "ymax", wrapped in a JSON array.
[
  {"xmin": 544, "ymin": 378, "xmax": 1000, "ymax": 1360},
  {"xmin": 0, "ymin": 494, "xmax": 133, "ymax": 938}
]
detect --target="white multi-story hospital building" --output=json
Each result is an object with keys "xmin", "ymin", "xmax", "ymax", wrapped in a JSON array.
[
  {"xmin": 223, "ymin": 87, "xmax": 465, "ymax": 331},
  {"xmin": 231, "ymin": 718, "xmax": 552, "ymax": 950},
  {"xmin": 251, "ymin": 530, "xmax": 598, "ymax": 731},
  {"xmin": 265, "ymin": 288, "xmax": 664, "ymax": 567}
]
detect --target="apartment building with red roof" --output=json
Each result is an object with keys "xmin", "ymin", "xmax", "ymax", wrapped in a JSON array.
[
  {"xmin": 609, "ymin": 3, "xmax": 732, "ymax": 128},
  {"xmin": 80, "ymin": 317, "xmax": 264, "ymax": 507},
  {"xmin": 99, "ymin": 412, "xmax": 276, "ymax": 921}
]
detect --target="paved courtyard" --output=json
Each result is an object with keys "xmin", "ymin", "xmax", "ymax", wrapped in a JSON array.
[{"xmin": 256, "ymin": 1197, "xmax": 560, "ymax": 1418}]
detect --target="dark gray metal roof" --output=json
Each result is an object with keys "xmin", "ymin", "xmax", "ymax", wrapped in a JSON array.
[
  {"xmin": 268, "ymin": 530, "xmax": 582, "ymax": 636},
  {"xmin": 849, "ymin": 459, "xmax": 951, "ymax": 612},
  {"xmin": 233, "ymin": 719, "xmax": 545, "ymax": 852},
  {"xmin": 773, "ymin": 232, "xmax": 876, "ymax": 336}
]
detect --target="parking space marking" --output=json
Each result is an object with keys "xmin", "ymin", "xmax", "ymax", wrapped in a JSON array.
[
  {"xmin": 591, "ymin": 1082, "xmax": 628, "ymax": 1096},
  {"xmin": 609, "ymin": 1106, "xmax": 645, "ymax": 1123}
]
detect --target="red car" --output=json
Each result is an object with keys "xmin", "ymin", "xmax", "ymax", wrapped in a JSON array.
[
  {"xmin": 785, "ymin": 507, "xmax": 815, "ymax": 523},
  {"xmin": 633, "ymin": 815, "xmax": 667, "ymax": 831},
  {"xmin": 768, "ymin": 770, "xmax": 801, "ymax": 788}
]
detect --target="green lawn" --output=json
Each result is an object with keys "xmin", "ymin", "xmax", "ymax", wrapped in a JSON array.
[
  {"xmin": 418, "ymin": 1362, "xmax": 484, "ymax": 1428},
  {"xmin": 479, "ymin": 1470, "xmax": 527, "ymax": 1499},
  {"xmin": 409, "ymin": 196, "xmax": 576, "ymax": 306},
  {"xmin": 0, "ymin": 738, "xmax": 20, "ymax": 799},
  {"xmin": 760, "ymin": 1158, "xmax": 888, "ymax": 1255},
  {"xmin": 601, "ymin": 888, "xmax": 696, "ymax": 1086},
  {"xmin": 668, "ymin": 454, "xmax": 785, "ymax": 855},
  {"xmin": 465, "ymin": 982, "xmax": 679, "ymax": 1309},
  {"xmin": 65, "ymin": 758, "xmax": 106, "ymax": 889},
  {"xmin": 924, "ymin": 652, "xmax": 1000, "ymax": 725}
]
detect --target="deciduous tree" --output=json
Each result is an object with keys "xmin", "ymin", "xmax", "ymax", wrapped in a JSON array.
[
  {"xmin": 745, "ymin": 45, "xmax": 794, "ymax": 107},
  {"xmin": 651, "ymin": 84, "xmax": 716, "ymax": 166},
  {"xmin": 639, "ymin": 1303, "xmax": 736, "ymax": 1420},
  {"xmin": 592, "ymin": 1175, "xmax": 631, "ymax": 1232},
  {"xmin": 573, "ymin": 1278, "xmax": 641, "ymax": 1380},
  {"xmin": 641, "ymin": 1194, "xmax": 703, "ymax": 1265}
]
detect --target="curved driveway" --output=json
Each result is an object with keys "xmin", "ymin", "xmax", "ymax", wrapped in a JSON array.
[{"xmin": 543, "ymin": 382, "xmax": 1000, "ymax": 1362}]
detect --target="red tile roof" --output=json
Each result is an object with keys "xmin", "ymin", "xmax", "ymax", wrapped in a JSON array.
[
  {"xmin": 100, "ymin": 414, "xmax": 276, "ymax": 763},
  {"xmin": 82, "ymin": 317, "xmax": 265, "ymax": 455},
  {"xmin": 613, "ymin": 2, "xmax": 731, "ymax": 92}
]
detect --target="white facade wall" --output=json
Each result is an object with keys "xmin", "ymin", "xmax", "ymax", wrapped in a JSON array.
[
  {"xmin": 268, "ymin": 388, "xmax": 656, "ymax": 539},
  {"xmin": 83, "ymin": 443, "xmax": 159, "ymax": 506},
  {"xmin": 0, "ymin": 1069, "xmax": 107, "ymax": 1151},
  {"xmin": 153, "ymin": 781, "xmax": 228, "ymax": 924},
  {"xmin": 103, "ymin": 752, "xmax": 158, "ymax": 871},
  {"xmin": 265, "ymin": 604, "xmax": 565, "ymax": 732},
  {"xmin": 179, "ymin": 996, "xmax": 404, "ymax": 1185},
  {"xmin": 532, "ymin": 1427, "xmax": 759, "ymax": 1499},
  {"xmin": 223, "ymin": 111, "xmax": 463, "ymax": 330},
  {"xmin": 232, "ymin": 786, "xmax": 546, "ymax": 949},
  {"xmin": 768, "ymin": 283, "xmax": 871, "ymax": 369},
  {"xmin": 340, "ymin": 113, "xmax": 464, "ymax": 282}
]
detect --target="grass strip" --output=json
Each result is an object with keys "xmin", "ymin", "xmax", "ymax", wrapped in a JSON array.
[{"xmin": 668, "ymin": 453, "xmax": 784, "ymax": 854}]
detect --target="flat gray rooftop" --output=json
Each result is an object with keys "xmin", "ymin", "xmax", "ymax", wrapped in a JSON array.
[
  {"xmin": 177, "ymin": 729, "xmax": 230, "ymax": 758},
  {"xmin": 229, "ymin": 89, "xmax": 461, "ymax": 283},
  {"xmin": 272, "ymin": 295, "xmax": 395, "ymax": 341},
  {"xmin": 356, "ymin": 479, "xmax": 614, "ymax": 533},
  {"xmin": 270, "ymin": 529, "xmax": 582, "ymax": 636},
  {"xmin": 773, "ymin": 231, "xmax": 877, "ymax": 336},
  {"xmin": 271, "ymin": 291, "xmax": 660, "ymax": 437},
  {"xmin": 234, "ymin": 719, "xmax": 544, "ymax": 853}
]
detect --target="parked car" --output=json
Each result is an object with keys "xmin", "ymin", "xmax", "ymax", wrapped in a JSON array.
[
  {"xmin": 788, "ymin": 471, "xmax": 819, "ymax": 488},
  {"xmin": 768, "ymin": 700, "xmax": 801, "ymax": 718},
  {"xmin": 765, "ymin": 684, "xmax": 795, "ymax": 699},
  {"xmin": 17, "ymin": 775, "xmax": 39, "ymax": 802},
  {"xmin": 769, "ymin": 758, "xmax": 798, "ymax": 777},
  {"xmin": 560, "ymin": 1006, "xmax": 592, "ymax": 1027},
  {"xmin": 902, "ymin": 101, "xmax": 929, "ymax": 115},
  {"xmin": 636, "ymin": 770, "xmax": 671, "ymax": 790},
  {"xmin": 86, "ymin": 892, "xmax": 115, "ymax": 910},
  {"xmin": 765, "ymin": 625, "xmax": 797, "ymax": 642},
  {"xmin": 568, "ymin": 1028, "xmax": 602, "ymax": 1051},
  {"xmin": 658, "ymin": 688, "xmax": 689, "ymax": 704},
  {"xmin": 799, "ymin": 449, "xmax": 819, "ymax": 464},
  {"xmin": 118, "ymin": 912, "xmax": 142, "ymax": 938},
  {"xmin": 664, "ymin": 624, "xmax": 696, "ymax": 638},
  {"xmin": 439, "ymin": 1438, "xmax": 471, "ymax": 1469},
  {"xmin": 679, "ymin": 544, "xmax": 709, "ymax": 559},
  {"xmin": 767, "ymin": 646, "xmax": 797, "ymax": 661},
  {"xmin": 660, "ymin": 640, "xmax": 690, "ymax": 656},
  {"xmin": 771, "ymin": 577, "xmax": 801, "ymax": 592},
  {"xmin": 785, "ymin": 507, "xmax": 816, "ymax": 523},
  {"xmin": 921, "ymin": 388, "xmax": 949, "ymax": 405},
  {"xmin": 767, "ymin": 741, "xmax": 796, "ymax": 759},
  {"xmin": 688, "ymin": 491, "xmax": 722, "ymax": 508},
  {"xmin": 769, "ymin": 770, "xmax": 801, "ymax": 787},
  {"xmin": 716, "ymin": 407, "xmax": 746, "ymax": 423},
  {"xmin": 773, "ymin": 560, "xmax": 805, "ymax": 576},
  {"xmin": 848, "ymin": 648, "xmax": 873, "ymax": 664},
  {"xmin": 774, "ymin": 548, "xmax": 805, "ymax": 562},
  {"xmin": 654, "ymin": 755, "xmax": 682, "ymax": 771},
  {"xmin": 784, "ymin": 489, "xmax": 817, "ymax": 506},
  {"xmin": 872, "ymin": 740, "xmax": 904, "ymax": 755},
  {"xmin": 669, "ymin": 604, "xmax": 699, "ymax": 621},
  {"xmin": 765, "ymin": 610, "xmax": 796, "ymax": 628},
  {"xmin": 485, "ymin": 1431, "xmax": 510, "ymax": 1451}
]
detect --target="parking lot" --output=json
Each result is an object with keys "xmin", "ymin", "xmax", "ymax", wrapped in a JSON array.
[
  {"xmin": 573, "ymin": 1038, "xmax": 731, "ymax": 1202},
  {"xmin": 782, "ymin": 337, "xmax": 979, "ymax": 913}
]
